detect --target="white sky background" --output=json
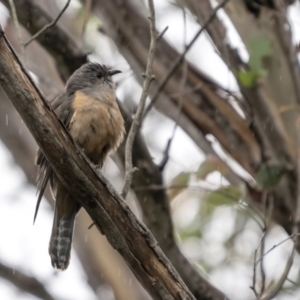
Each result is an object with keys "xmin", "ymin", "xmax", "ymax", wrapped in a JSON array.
[{"xmin": 0, "ymin": 0, "xmax": 300, "ymax": 300}]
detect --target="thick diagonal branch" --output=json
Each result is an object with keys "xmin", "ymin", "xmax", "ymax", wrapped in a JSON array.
[{"xmin": 0, "ymin": 26, "xmax": 195, "ymax": 300}]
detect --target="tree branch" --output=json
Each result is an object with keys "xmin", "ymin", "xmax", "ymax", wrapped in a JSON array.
[
  {"xmin": 121, "ymin": 0, "xmax": 161, "ymax": 199},
  {"xmin": 1, "ymin": 0, "xmax": 87, "ymax": 81},
  {"xmin": 259, "ymin": 243, "xmax": 295, "ymax": 300},
  {"xmin": 92, "ymin": 0, "xmax": 254, "ymax": 180},
  {"xmin": 0, "ymin": 261, "xmax": 57, "ymax": 300},
  {"xmin": 7, "ymin": 0, "xmax": 25, "ymax": 57},
  {"xmin": 143, "ymin": 0, "xmax": 230, "ymax": 118},
  {"xmin": 0, "ymin": 75, "xmax": 145, "ymax": 300},
  {"xmin": 158, "ymin": 61, "xmax": 187, "ymax": 171},
  {"xmin": 23, "ymin": 0, "xmax": 71, "ymax": 47},
  {"xmin": 118, "ymin": 104, "xmax": 228, "ymax": 300},
  {"xmin": 0, "ymin": 25, "xmax": 195, "ymax": 300}
]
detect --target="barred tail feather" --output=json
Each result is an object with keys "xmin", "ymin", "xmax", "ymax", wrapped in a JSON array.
[{"xmin": 49, "ymin": 191, "xmax": 80, "ymax": 270}]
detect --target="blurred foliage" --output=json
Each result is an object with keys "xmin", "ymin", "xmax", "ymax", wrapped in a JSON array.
[
  {"xmin": 197, "ymin": 156, "xmax": 230, "ymax": 180},
  {"xmin": 204, "ymin": 185, "xmax": 242, "ymax": 206},
  {"xmin": 238, "ymin": 37, "xmax": 272, "ymax": 87},
  {"xmin": 168, "ymin": 171, "xmax": 190, "ymax": 200},
  {"xmin": 255, "ymin": 164, "xmax": 288, "ymax": 190}
]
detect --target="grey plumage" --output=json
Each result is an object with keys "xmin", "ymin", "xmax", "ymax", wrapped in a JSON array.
[{"xmin": 35, "ymin": 63, "xmax": 125, "ymax": 270}]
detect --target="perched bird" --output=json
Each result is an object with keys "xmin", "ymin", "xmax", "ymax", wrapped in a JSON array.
[{"xmin": 35, "ymin": 62, "xmax": 125, "ymax": 270}]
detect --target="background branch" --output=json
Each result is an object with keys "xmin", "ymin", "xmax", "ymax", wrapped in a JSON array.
[
  {"xmin": 118, "ymin": 104, "xmax": 227, "ymax": 299},
  {"xmin": 0, "ymin": 261, "xmax": 57, "ymax": 300},
  {"xmin": 23, "ymin": 0, "xmax": 71, "ymax": 47},
  {"xmin": 121, "ymin": 0, "xmax": 160, "ymax": 198},
  {"xmin": 1, "ymin": 0, "xmax": 87, "ymax": 81},
  {"xmin": 143, "ymin": 0, "xmax": 230, "ymax": 118}
]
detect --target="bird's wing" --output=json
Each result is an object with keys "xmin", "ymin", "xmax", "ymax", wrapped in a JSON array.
[{"xmin": 34, "ymin": 93, "xmax": 74, "ymax": 223}]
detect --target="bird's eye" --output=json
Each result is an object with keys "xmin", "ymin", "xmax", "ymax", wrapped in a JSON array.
[{"xmin": 97, "ymin": 73, "xmax": 102, "ymax": 78}]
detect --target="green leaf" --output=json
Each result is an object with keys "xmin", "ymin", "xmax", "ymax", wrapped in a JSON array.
[
  {"xmin": 177, "ymin": 223, "xmax": 202, "ymax": 240},
  {"xmin": 255, "ymin": 69, "xmax": 268, "ymax": 78},
  {"xmin": 237, "ymin": 71, "xmax": 256, "ymax": 87},
  {"xmin": 237, "ymin": 37, "xmax": 272, "ymax": 87},
  {"xmin": 249, "ymin": 37, "xmax": 272, "ymax": 73},
  {"xmin": 197, "ymin": 156, "xmax": 230, "ymax": 180},
  {"xmin": 255, "ymin": 164, "xmax": 287, "ymax": 190},
  {"xmin": 204, "ymin": 186, "xmax": 242, "ymax": 206},
  {"xmin": 168, "ymin": 171, "xmax": 190, "ymax": 201}
]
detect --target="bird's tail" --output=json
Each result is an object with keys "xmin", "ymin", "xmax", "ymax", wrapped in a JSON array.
[{"xmin": 49, "ymin": 187, "xmax": 80, "ymax": 271}]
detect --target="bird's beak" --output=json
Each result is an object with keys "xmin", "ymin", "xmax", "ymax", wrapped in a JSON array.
[{"xmin": 108, "ymin": 69, "xmax": 122, "ymax": 76}]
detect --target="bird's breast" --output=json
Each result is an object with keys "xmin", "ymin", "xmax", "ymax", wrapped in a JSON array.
[{"xmin": 70, "ymin": 91, "xmax": 125, "ymax": 166}]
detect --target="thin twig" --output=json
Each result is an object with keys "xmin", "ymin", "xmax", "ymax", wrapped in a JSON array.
[
  {"xmin": 23, "ymin": 0, "xmax": 71, "ymax": 47},
  {"xmin": 258, "ymin": 118, "xmax": 300, "ymax": 299},
  {"xmin": 295, "ymin": 117, "xmax": 300, "ymax": 225},
  {"xmin": 159, "ymin": 62, "xmax": 187, "ymax": 171},
  {"xmin": 241, "ymin": 200, "xmax": 266, "ymax": 230},
  {"xmin": 259, "ymin": 193, "xmax": 269, "ymax": 297},
  {"xmin": 239, "ymin": 203, "xmax": 265, "ymax": 231},
  {"xmin": 159, "ymin": 18, "xmax": 188, "ymax": 171},
  {"xmin": 121, "ymin": 0, "xmax": 167, "ymax": 198},
  {"xmin": 251, "ymin": 232, "xmax": 266, "ymax": 298},
  {"xmin": 8, "ymin": 0, "xmax": 25, "ymax": 58},
  {"xmin": 260, "ymin": 194, "xmax": 274, "ymax": 296},
  {"xmin": 142, "ymin": 0, "xmax": 230, "ymax": 119},
  {"xmin": 251, "ymin": 192, "xmax": 269, "ymax": 298},
  {"xmin": 259, "ymin": 243, "xmax": 295, "ymax": 300},
  {"xmin": 258, "ymin": 231, "xmax": 266, "ymax": 297},
  {"xmin": 252, "ymin": 205, "xmax": 266, "ymax": 297},
  {"xmin": 255, "ymin": 233, "xmax": 300, "ymax": 266}
]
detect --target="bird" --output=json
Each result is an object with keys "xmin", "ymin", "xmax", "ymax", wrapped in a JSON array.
[{"xmin": 35, "ymin": 62, "xmax": 125, "ymax": 270}]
